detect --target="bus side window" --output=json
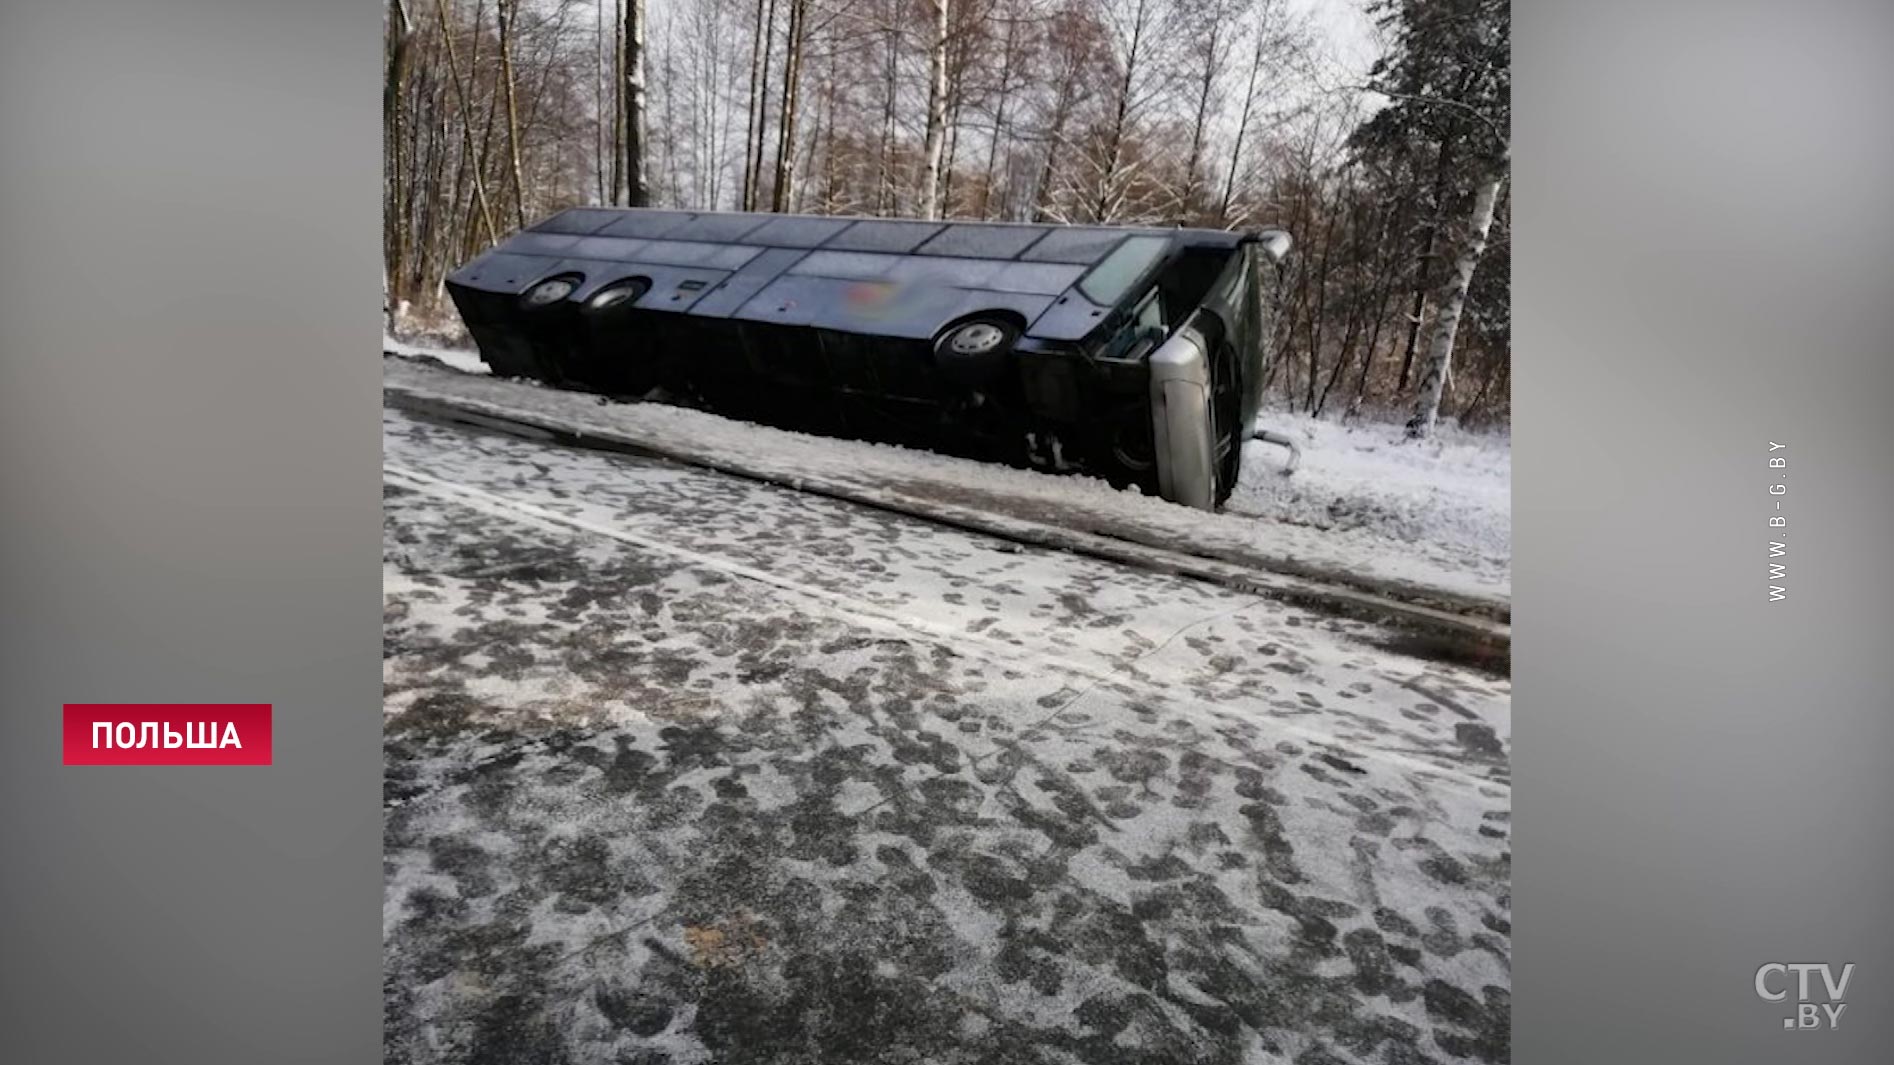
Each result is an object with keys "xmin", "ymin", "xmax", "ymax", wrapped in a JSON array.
[
  {"xmin": 1135, "ymin": 288, "xmax": 1166, "ymax": 339},
  {"xmin": 1103, "ymin": 288, "xmax": 1167, "ymax": 360}
]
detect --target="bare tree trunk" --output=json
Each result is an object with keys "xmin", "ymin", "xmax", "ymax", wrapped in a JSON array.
[
  {"xmin": 749, "ymin": 0, "xmax": 780, "ymax": 210},
  {"xmin": 769, "ymin": 0, "xmax": 806, "ymax": 212},
  {"xmin": 793, "ymin": 25, "xmax": 824, "ymax": 213},
  {"xmin": 820, "ymin": 45, "xmax": 840, "ymax": 211},
  {"xmin": 1315, "ymin": 186, "xmax": 1373, "ymax": 417},
  {"xmin": 741, "ymin": 0, "xmax": 768, "ymax": 209},
  {"xmin": 520, "ymin": 2, "xmax": 580, "ymax": 147},
  {"xmin": 1031, "ymin": 49, "xmax": 1081, "ymax": 221},
  {"xmin": 416, "ymin": 107, "xmax": 448, "ymax": 300},
  {"xmin": 875, "ymin": 19, "xmax": 898, "ymax": 214},
  {"xmin": 496, "ymin": 0, "xmax": 530, "ymax": 227},
  {"xmin": 1305, "ymin": 185, "xmax": 1337, "ymax": 410},
  {"xmin": 1220, "ymin": 14, "xmax": 1266, "ymax": 223},
  {"xmin": 1348, "ymin": 194, "xmax": 1409, "ymax": 417},
  {"xmin": 1407, "ymin": 163, "xmax": 1506, "ymax": 440},
  {"xmin": 1178, "ymin": 24, "xmax": 1220, "ymax": 225},
  {"xmin": 434, "ymin": 0, "xmax": 499, "ymax": 245},
  {"xmin": 594, "ymin": 0, "xmax": 608, "ymax": 202},
  {"xmin": 659, "ymin": 18, "xmax": 681, "ymax": 206},
  {"xmin": 611, "ymin": 0, "xmax": 623, "ymax": 203},
  {"xmin": 978, "ymin": 15, "xmax": 1020, "ymax": 220},
  {"xmin": 1091, "ymin": 0, "xmax": 1151, "ymax": 223},
  {"xmin": 1395, "ymin": 53, "xmax": 1475, "ymax": 390},
  {"xmin": 1462, "ymin": 357, "xmax": 1505, "ymax": 425},
  {"xmin": 622, "ymin": 0, "xmax": 650, "ymax": 206},
  {"xmin": 469, "ymin": 16, "xmax": 509, "ymax": 250},
  {"xmin": 939, "ymin": 47, "xmax": 968, "ymax": 216},
  {"xmin": 384, "ymin": 0, "xmax": 414, "ymax": 313},
  {"xmin": 917, "ymin": 0, "xmax": 950, "ymax": 220}
]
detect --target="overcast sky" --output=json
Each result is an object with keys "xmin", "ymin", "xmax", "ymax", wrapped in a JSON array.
[{"xmin": 1301, "ymin": 0, "xmax": 1380, "ymax": 82}]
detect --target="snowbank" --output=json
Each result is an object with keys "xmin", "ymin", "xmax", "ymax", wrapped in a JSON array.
[
  {"xmin": 383, "ymin": 333, "xmax": 488, "ymax": 377},
  {"xmin": 1232, "ymin": 406, "xmax": 1511, "ymax": 583},
  {"xmin": 383, "ymin": 345, "xmax": 1512, "ymax": 605}
]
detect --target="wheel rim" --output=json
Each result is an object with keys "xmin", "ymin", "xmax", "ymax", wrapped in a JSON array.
[
  {"xmin": 588, "ymin": 280, "xmax": 646, "ymax": 311},
  {"xmin": 948, "ymin": 322, "xmax": 1006, "ymax": 355},
  {"xmin": 523, "ymin": 277, "xmax": 576, "ymax": 307}
]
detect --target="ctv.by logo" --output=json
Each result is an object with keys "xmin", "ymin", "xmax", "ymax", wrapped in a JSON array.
[{"xmin": 1755, "ymin": 963, "xmax": 1853, "ymax": 1030}]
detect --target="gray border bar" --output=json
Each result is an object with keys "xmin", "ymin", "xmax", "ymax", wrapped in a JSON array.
[
  {"xmin": 0, "ymin": 2, "xmax": 382, "ymax": 1061},
  {"xmin": 1516, "ymin": 1, "xmax": 1893, "ymax": 1061}
]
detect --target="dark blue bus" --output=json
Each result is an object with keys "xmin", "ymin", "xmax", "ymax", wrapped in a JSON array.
[{"xmin": 447, "ymin": 209, "xmax": 1289, "ymax": 509}]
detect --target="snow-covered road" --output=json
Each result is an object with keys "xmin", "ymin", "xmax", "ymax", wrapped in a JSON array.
[{"xmin": 382, "ymin": 406, "xmax": 1511, "ymax": 1064}]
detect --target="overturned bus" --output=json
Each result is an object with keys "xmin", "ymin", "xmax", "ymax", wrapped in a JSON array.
[{"xmin": 446, "ymin": 209, "xmax": 1290, "ymax": 509}]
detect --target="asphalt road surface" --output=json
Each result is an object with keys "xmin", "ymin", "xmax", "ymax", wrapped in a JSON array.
[{"xmin": 382, "ymin": 406, "xmax": 1512, "ymax": 1065}]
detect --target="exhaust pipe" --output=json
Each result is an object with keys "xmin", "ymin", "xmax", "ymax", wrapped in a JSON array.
[{"xmin": 1249, "ymin": 427, "xmax": 1301, "ymax": 476}]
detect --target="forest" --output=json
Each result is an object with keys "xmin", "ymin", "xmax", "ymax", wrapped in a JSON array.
[{"xmin": 383, "ymin": 0, "xmax": 1508, "ymax": 436}]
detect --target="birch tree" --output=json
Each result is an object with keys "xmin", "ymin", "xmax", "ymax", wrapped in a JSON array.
[
  {"xmin": 917, "ymin": 0, "xmax": 952, "ymax": 219},
  {"xmin": 1350, "ymin": 0, "xmax": 1509, "ymax": 439},
  {"xmin": 1407, "ymin": 155, "xmax": 1504, "ymax": 437},
  {"xmin": 623, "ymin": 0, "xmax": 651, "ymax": 206}
]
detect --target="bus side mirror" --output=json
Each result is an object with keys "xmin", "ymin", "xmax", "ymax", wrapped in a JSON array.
[{"xmin": 1254, "ymin": 230, "xmax": 1292, "ymax": 264}]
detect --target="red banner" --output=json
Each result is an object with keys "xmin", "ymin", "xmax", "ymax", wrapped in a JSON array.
[{"xmin": 63, "ymin": 704, "xmax": 273, "ymax": 765}]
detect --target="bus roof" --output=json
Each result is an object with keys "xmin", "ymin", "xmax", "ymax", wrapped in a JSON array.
[
  {"xmin": 449, "ymin": 208, "xmax": 1253, "ymax": 343},
  {"xmin": 523, "ymin": 207, "xmax": 1245, "ymax": 263}
]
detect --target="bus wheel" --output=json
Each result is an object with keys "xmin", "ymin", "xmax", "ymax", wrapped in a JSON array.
[
  {"xmin": 934, "ymin": 315, "xmax": 1019, "ymax": 386},
  {"xmin": 1210, "ymin": 343, "xmax": 1243, "ymax": 507}
]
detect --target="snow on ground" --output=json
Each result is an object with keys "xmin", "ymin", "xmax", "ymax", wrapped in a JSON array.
[
  {"xmin": 384, "ymin": 331, "xmax": 489, "ymax": 376},
  {"xmin": 382, "ymin": 345, "xmax": 1511, "ymax": 605},
  {"xmin": 382, "ymin": 407, "xmax": 1512, "ymax": 1064},
  {"xmin": 1230, "ymin": 407, "xmax": 1511, "ymax": 583}
]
